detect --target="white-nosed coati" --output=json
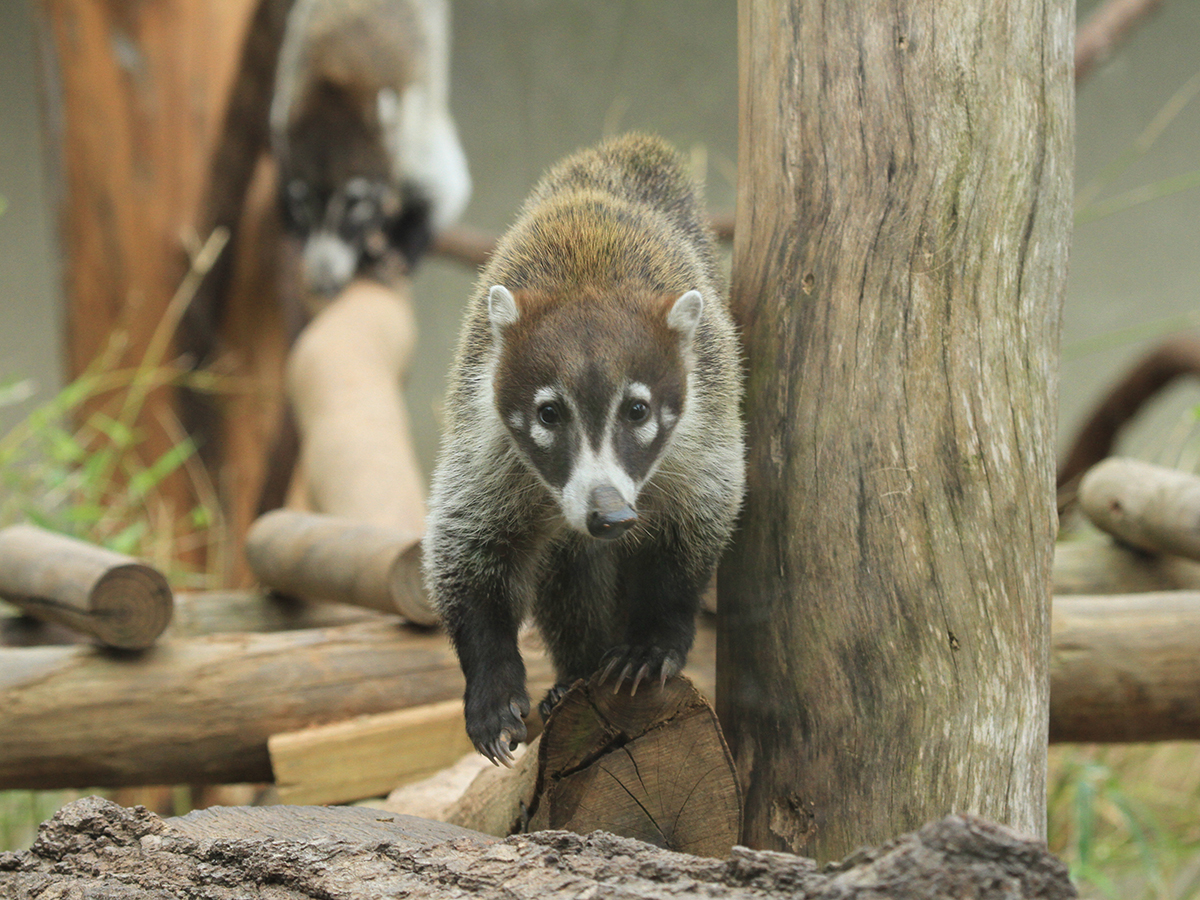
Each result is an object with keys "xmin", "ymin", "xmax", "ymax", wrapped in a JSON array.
[
  {"xmin": 424, "ymin": 133, "xmax": 745, "ymax": 764},
  {"xmin": 270, "ymin": 0, "xmax": 470, "ymax": 298}
]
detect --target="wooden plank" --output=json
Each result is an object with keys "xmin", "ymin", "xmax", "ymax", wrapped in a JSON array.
[{"xmin": 269, "ymin": 700, "xmax": 474, "ymax": 806}]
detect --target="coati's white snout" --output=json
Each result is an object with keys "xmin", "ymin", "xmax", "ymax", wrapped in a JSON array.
[{"xmin": 303, "ymin": 232, "xmax": 358, "ymax": 296}]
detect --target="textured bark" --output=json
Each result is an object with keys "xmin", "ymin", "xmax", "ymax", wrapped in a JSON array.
[
  {"xmin": 0, "ymin": 797, "xmax": 1075, "ymax": 899},
  {"xmin": 719, "ymin": 0, "xmax": 1073, "ymax": 859}
]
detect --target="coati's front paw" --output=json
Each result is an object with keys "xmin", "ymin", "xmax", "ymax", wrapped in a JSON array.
[
  {"xmin": 464, "ymin": 683, "xmax": 530, "ymax": 766},
  {"xmin": 599, "ymin": 645, "xmax": 685, "ymax": 695}
]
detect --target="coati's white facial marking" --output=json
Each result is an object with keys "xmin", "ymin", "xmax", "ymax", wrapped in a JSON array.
[
  {"xmin": 627, "ymin": 382, "xmax": 659, "ymax": 447},
  {"xmin": 530, "ymin": 386, "xmax": 561, "ymax": 450},
  {"xmin": 560, "ymin": 388, "xmax": 638, "ymax": 534},
  {"xmin": 492, "ymin": 288, "xmax": 701, "ymax": 538}
]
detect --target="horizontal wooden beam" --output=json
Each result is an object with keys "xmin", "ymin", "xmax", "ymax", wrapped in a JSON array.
[
  {"xmin": 0, "ymin": 619, "xmax": 550, "ymax": 790},
  {"xmin": 1050, "ymin": 591, "xmax": 1200, "ymax": 743},
  {"xmin": 0, "ymin": 585, "xmax": 1196, "ymax": 792}
]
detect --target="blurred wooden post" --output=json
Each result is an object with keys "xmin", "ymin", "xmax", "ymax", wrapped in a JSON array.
[
  {"xmin": 719, "ymin": 0, "xmax": 1073, "ymax": 860},
  {"xmin": 33, "ymin": 1, "xmax": 288, "ymax": 580}
]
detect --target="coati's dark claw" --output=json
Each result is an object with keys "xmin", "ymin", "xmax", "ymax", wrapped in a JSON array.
[
  {"xmin": 538, "ymin": 683, "xmax": 573, "ymax": 721},
  {"xmin": 630, "ymin": 662, "xmax": 653, "ymax": 696},
  {"xmin": 600, "ymin": 645, "xmax": 684, "ymax": 696}
]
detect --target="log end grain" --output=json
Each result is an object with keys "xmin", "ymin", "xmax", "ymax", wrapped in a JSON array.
[
  {"xmin": 89, "ymin": 563, "xmax": 174, "ymax": 649},
  {"xmin": 529, "ymin": 674, "xmax": 741, "ymax": 858}
]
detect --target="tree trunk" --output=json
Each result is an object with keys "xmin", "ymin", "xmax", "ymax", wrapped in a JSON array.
[{"xmin": 719, "ymin": 0, "xmax": 1073, "ymax": 860}]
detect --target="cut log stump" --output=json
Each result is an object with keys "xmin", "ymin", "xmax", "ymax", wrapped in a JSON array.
[
  {"xmin": 0, "ymin": 524, "xmax": 172, "ymax": 649},
  {"xmin": 0, "ymin": 796, "xmax": 1076, "ymax": 899},
  {"xmin": 528, "ymin": 674, "xmax": 741, "ymax": 859}
]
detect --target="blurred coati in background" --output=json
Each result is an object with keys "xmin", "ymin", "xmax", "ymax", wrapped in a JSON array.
[{"xmin": 271, "ymin": 0, "xmax": 470, "ymax": 301}]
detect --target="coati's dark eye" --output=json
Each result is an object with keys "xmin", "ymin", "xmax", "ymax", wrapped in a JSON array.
[
  {"xmin": 627, "ymin": 400, "xmax": 650, "ymax": 422},
  {"xmin": 537, "ymin": 403, "xmax": 562, "ymax": 426}
]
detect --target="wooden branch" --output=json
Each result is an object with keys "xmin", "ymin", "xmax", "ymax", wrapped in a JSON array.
[
  {"xmin": 245, "ymin": 509, "xmax": 435, "ymax": 624},
  {"xmin": 1053, "ymin": 538, "xmax": 1200, "ymax": 595},
  {"xmin": 1057, "ymin": 334, "xmax": 1200, "ymax": 504},
  {"xmin": 286, "ymin": 277, "xmax": 426, "ymax": 533},
  {"xmin": 1051, "ymin": 591, "xmax": 1200, "ymax": 743},
  {"xmin": 1075, "ymin": 0, "xmax": 1164, "ymax": 84},
  {"xmin": 178, "ymin": 0, "xmax": 295, "ymax": 470},
  {"xmin": 528, "ymin": 675, "xmax": 740, "ymax": 858},
  {"xmin": 0, "ymin": 525, "xmax": 172, "ymax": 649},
  {"xmin": 268, "ymin": 700, "xmax": 474, "ymax": 805},
  {"xmin": 0, "ymin": 620, "xmax": 552, "ymax": 790},
  {"xmin": 1078, "ymin": 458, "xmax": 1200, "ymax": 561},
  {"xmin": 0, "ymin": 797, "xmax": 1075, "ymax": 899}
]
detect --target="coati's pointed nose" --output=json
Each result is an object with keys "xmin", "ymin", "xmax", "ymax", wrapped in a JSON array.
[{"xmin": 587, "ymin": 486, "xmax": 638, "ymax": 539}]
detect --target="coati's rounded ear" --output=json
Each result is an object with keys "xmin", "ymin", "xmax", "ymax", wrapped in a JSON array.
[
  {"xmin": 667, "ymin": 290, "xmax": 704, "ymax": 342},
  {"xmin": 488, "ymin": 285, "xmax": 520, "ymax": 332}
]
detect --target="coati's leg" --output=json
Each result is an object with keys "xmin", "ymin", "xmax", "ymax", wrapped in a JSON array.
[
  {"xmin": 430, "ymin": 539, "xmax": 531, "ymax": 765},
  {"xmin": 601, "ymin": 520, "xmax": 721, "ymax": 693},
  {"xmin": 532, "ymin": 540, "xmax": 621, "ymax": 719}
]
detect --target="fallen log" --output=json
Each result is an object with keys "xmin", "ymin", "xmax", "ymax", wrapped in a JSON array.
[
  {"xmin": 245, "ymin": 509, "xmax": 435, "ymax": 625},
  {"xmin": 0, "ymin": 524, "xmax": 172, "ymax": 649},
  {"xmin": 1051, "ymin": 590, "xmax": 1200, "ymax": 743},
  {"xmin": 1079, "ymin": 458, "xmax": 1200, "ymax": 561},
  {"xmin": 286, "ymin": 277, "xmax": 426, "ymax": 534},
  {"xmin": 0, "ymin": 620, "xmax": 552, "ymax": 790},
  {"xmin": 0, "ymin": 797, "xmax": 1075, "ymax": 900}
]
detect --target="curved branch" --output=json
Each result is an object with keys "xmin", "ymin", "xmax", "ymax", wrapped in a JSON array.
[{"xmin": 1058, "ymin": 333, "xmax": 1200, "ymax": 504}]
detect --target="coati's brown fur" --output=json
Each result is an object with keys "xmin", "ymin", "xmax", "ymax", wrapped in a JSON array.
[{"xmin": 425, "ymin": 133, "xmax": 744, "ymax": 763}]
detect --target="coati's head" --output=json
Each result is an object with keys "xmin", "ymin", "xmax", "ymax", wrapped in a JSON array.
[
  {"xmin": 277, "ymin": 81, "xmax": 433, "ymax": 297},
  {"xmin": 487, "ymin": 283, "xmax": 704, "ymax": 539}
]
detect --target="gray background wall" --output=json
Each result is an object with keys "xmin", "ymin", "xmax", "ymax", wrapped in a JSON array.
[{"xmin": 1, "ymin": 0, "xmax": 1198, "ymax": 480}]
